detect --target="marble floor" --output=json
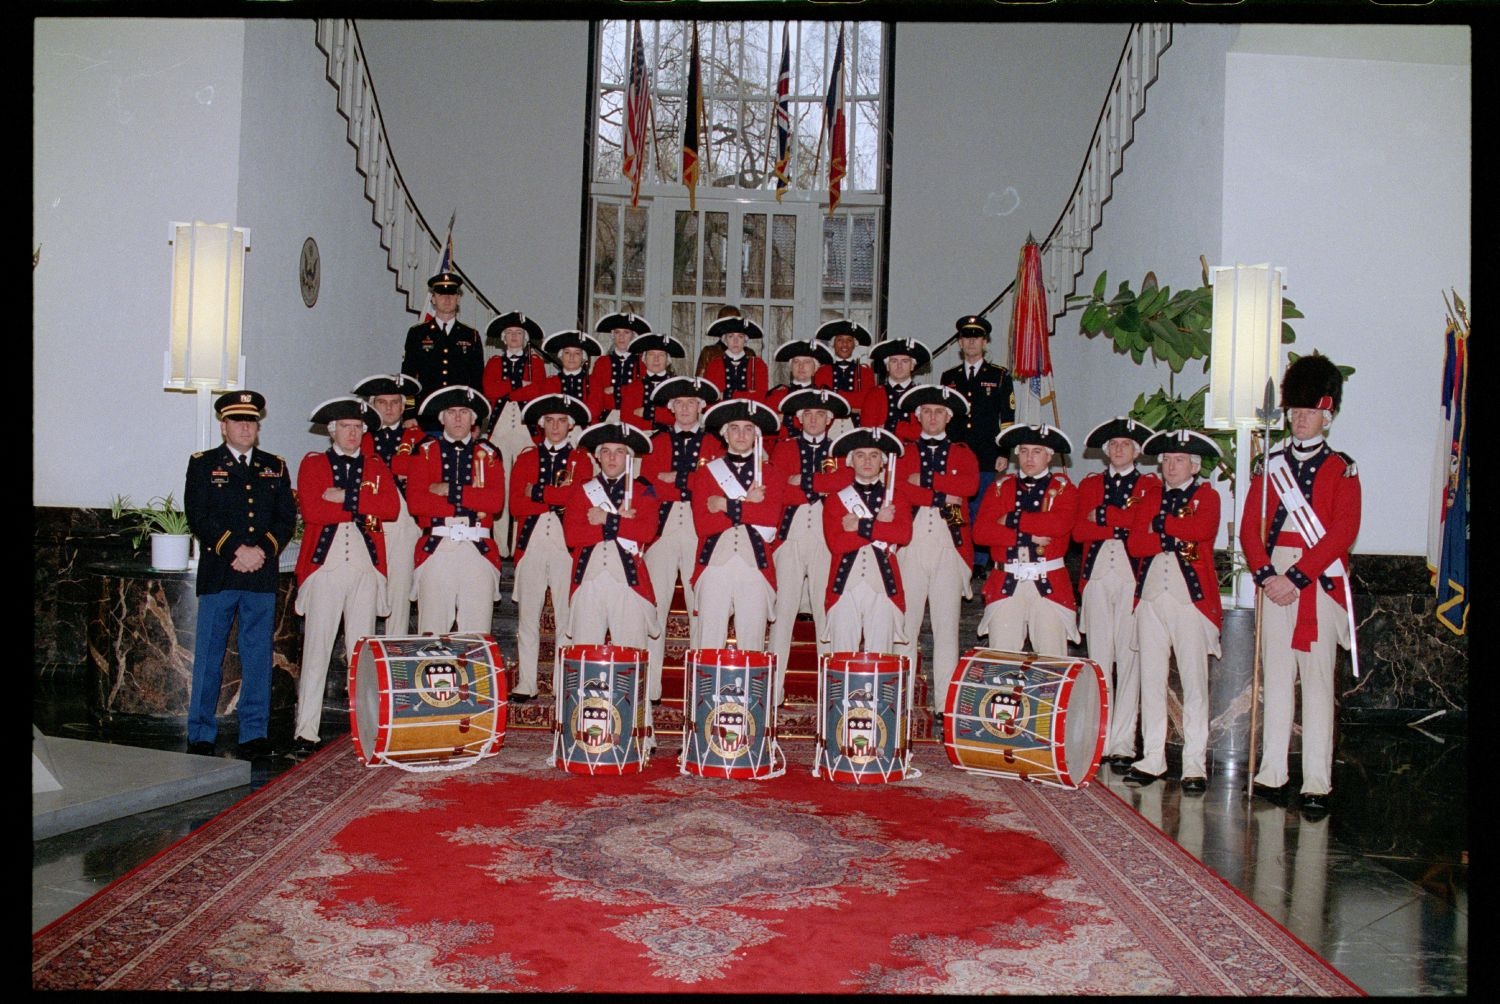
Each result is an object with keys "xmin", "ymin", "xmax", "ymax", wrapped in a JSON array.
[{"xmin": 31, "ymin": 694, "xmax": 1466, "ymax": 995}]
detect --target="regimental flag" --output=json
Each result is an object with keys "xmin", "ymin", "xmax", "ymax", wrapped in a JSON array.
[
  {"xmin": 824, "ymin": 24, "xmax": 847, "ymax": 216},
  {"xmin": 772, "ymin": 22, "xmax": 792, "ymax": 202},
  {"xmin": 422, "ymin": 212, "xmax": 457, "ymax": 324},
  {"xmin": 623, "ymin": 21, "xmax": 651, "ymax": 209},
  {"xmin": 1432, "ymin": 314, "xmax": 1469, "ymax": 634},
  {"xmin": 682, "ymin": 22, "xmax": 703, "ymax": 211}
]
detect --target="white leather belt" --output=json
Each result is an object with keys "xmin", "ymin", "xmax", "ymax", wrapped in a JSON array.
[
  {"xmin": 1003, "ymin": 558, "xmax": 1065, "ymax": 581},
  {"xmin": 615, "ymin": 537, "xmax": 642, "ymax": 556},
  {"xmin": 431, "ymin": 524, "xmax": 488, "ymax": 542}
]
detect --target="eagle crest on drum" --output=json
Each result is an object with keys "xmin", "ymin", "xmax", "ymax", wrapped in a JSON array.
[
  {"xmin": 418, "ymin": 659, "xmax": 465, "ymax": 708},
  {"xmin": 980, "ymin": 672, "xmax": 1029, "ymax": 740}
]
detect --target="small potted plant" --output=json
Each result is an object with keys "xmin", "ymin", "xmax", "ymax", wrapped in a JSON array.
[{"xmin": 110, "ymin": 494, "xmax": 194, "ymax": 571}]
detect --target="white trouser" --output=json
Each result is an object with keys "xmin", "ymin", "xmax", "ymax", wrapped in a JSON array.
[
  {"xmin": 694, "ymin": 527, "xmax": 775, "ymax": 652},
  {"xmin": 1079, "ymin": 543, "xmax": 1141, "ymax": 759},
  {"xmin": 293, "ymin": 525, "xmax": 383, "ymax": 742},
  {"xmin": 643, "ymin": 501, "xmax": 699, "ymax": 700},
  {"xmin": 898, "ymin": 508, "xmax": 970, "ymax": 710},
  {"xmin": 768, "ymin": 502, "xmax": 831, "ymax": 704},
  {"xmin": 510, "ymin": 511, "xmax": 572, "ymax": 696},
  {"xmin": 824, "ymin": 548, "xmax": 905, "ymax": 654},
  {"xmin": 379, "ymin": 500, "xmax": 420, "ymax": 636},
  {"xmin": 414, "ymin": 537, "xmax": 500, "ymax": 634},
  {"xmin": 1133, "ymin": 555, "xmax": 1221, "ymax": 779},
  {"xmin": 977, "ymin": 580, "xmax": 1078, "ymax": 657}
]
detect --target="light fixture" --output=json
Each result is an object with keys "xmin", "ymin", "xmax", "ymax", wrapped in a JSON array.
[
  {"xmin": 165, "ymin": 221, "xmax": 250, "ymax": 449},
  {"xmin": 1206, "ymin": 263, "xmax": 1284, "ymax": 608}
]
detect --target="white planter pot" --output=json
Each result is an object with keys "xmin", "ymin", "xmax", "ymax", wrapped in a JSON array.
[
  {"xmin": 150, "ymin": 532, "xmax": 192, "ymax": 571},
  {"xmin": 278, "ymin": 538, "xmax": 301, "ymax": 573}
]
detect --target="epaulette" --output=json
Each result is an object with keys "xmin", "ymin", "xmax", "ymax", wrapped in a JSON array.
[
  {"xmin": 476, "ymin": 441, "xmax": 497, "ymax": 457},
  {"xmin": 1050, "ymin": 472, "xmax": 1073, "ymax": 487},
  {"xmin": 192, "ymin": 451, "xmax": 204, "ymax": 459},
  {"xmin": 420, "ymin": 440, "xmax": 435, "ymax": 455},
  {"xmin": 1338, "ymin": 452, "xmax": 1358, "ymax": 477}
]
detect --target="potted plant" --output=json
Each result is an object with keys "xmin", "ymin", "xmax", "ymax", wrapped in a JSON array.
[{"xmin": 110, "ymin": 494, "xmax": 194, "ymax": 571}]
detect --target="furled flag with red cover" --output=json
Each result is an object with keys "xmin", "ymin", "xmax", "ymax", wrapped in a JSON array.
[
  {"xmin": 824, "ymin": 24, "xmax": 846, "ymax": 215},
  {"xmin": 682, "ymin": 22, "xmax": 703, "ymax": 211},
  {"xmin": 422, "ymin": 212, "xmax": 456, "ymax": 323},
  {"xmin": 623, "ymin": 22, "xmax": 651, "ymax": 208},
  {"xmin": 772, "ymin": 22, "xmax": 792, "ymax": 201}
]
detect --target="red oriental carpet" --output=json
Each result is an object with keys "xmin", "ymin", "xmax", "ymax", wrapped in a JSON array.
[{"xmin": 33, "ymin": 731, "xmax": 1360, "ymax": 994}]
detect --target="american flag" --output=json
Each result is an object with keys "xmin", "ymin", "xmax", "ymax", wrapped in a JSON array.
[
  {"xmin": 623, "ymin": 22, "xmax": 651, "ymax": 208},
  {"xmin": 772, "ymin": 23, "xmax": 792, "ymax": 201},
  {"xmin": 682, "ymin": 22, "xmax": 702, "ymax": 211},
  {"xmin": 825, "ymin": 25, "xmax": 846, "ymax": 215}
]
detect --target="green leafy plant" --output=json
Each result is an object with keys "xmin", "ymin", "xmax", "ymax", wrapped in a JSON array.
[{"xmin": 110, "ymin": 494, "xmax": 191, "ymax": 549}]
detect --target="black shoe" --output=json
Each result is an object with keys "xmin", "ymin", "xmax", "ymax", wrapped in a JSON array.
[
  {"xmin": 186, "ymin": 741, "xmax": 215, "ymax": 756},
  {"xmin": 237, "ymin": 737, "xmax": 274, "ymax": 759},
  {"xmin": 1123, "ymin": 768, "xmax": 1162, "ymax": 786},
  {"xmin": 1181, "ymin": 775, "xmax": 1208, "ymax": 794},
  {"xmin": 1299, "ymin": 792, "xmax": 1331, "ymax": 819},
  {"xmin": 1109, "ymin": 759, "xmax": 1133, "ymax": 776},
  {"xmin": 286, "ymin": 738, "xmax": 320, "ymax": 759},
  {"xmin": 651, "ymin": 698, "xmax": 663, "ymax": 708},
  {"xmin": 1252, "ymin": 781, "xmax": 1291, "ymax": 805},
  {"xmin": 510, "ymin": 692, "xmax": 535, "ymax": 704}
]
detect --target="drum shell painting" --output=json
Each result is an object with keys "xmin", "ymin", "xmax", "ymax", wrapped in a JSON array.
[
  {"xmin": 816, "ymin": 653, "xmax": 911, "ymax": 784},
  {"xmin": 680, "ymin": 648, "xmax": 779, "ymax": 780},
  {"xmin": 555, "ymin": 644, "xmax": 650, "ymax": 775}
]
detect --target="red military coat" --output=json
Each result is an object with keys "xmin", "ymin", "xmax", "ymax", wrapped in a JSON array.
[
  {"xmin": 561, "ymin": 473, "xmax": 662, "ymax": 604},
  {"xmin": 1240, "ymin": 444, "xmax": 1361, "ymax": 651},
  {"xmin": 361, "ymin": 426, "xmax": 426, "ymax": 483},
  {"xmin": 507, "ymin": 442, "xmax": 595, "ymax": 564},
  {"xmin": 482, "ymin": 351, "xmax": 550, "ymax": 412},
  {"xmin": 688, "ymin": 452, "xmax": 787, "ymax": 590},
  {"xmin": 1128, "ymin": 476, "xmax": 1223, "ymax": 630},
  {"xmin": 860, "ymin": 383, "xmax": 922, "ymax": 443},
  {"xmin": 589, "ymin": 350, "xmax": 642, "ymax": 417},
  {"xmin": 822, "ymin": 479, "xmax": 915, "ymax": 612},
  {"xmin": 405, "ymin": 436, "xmax": 507, "ymax": 572},
  {"xmin": 973, "ymin": 472, "xmax": 1080, "ymax": 608},
  {"xmin": 293, "ymin": 449, "xmax": 401, "ymax": 586},
  {"xmin": 813, "ymin": 360, "xmax": 875, "ymax": 415},
  {"xmin": 895, "ymin": 436, "xmax": 980, "ymax": 566},
  {"xmin": 1073, "ymin": 468, "xmax": 1157, "ymax": 595},
  {"xmin": 769, "ymin": 434, "xmax": 854, "ymax": 524},
  {"xmin": 703, "ymin": 353, "xmax": 771, "ymax": 404},
  {"xmin": 527, "ymin": 371, "xmax": 609, "ymax": 425},
  {"xmin": 618, "ymin": 372, "xmax": 676, "ymax": 433},
  {"xmin": 640, "ymin": 426, "xmax": 726, "ymax": 509}
]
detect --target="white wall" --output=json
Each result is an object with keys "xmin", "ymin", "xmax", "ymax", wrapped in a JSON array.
[
  {"xmin": 356, "ymin": 20, "xmax": 590, "ymax": 334},
  {"xmin": 888, "ymin": 22, "xmax": 1128, "ymax": 371}
]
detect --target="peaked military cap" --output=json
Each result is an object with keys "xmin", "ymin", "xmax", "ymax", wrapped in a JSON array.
[
  {"xmin": 1281, "ymin": 352, "xmax": 1343, "ymax": 413},
  {"xmin": 706, "ymin": 315, "xmax": 765, "ymax": 341},
  {"xmin": 996, "ymin": 423, "xmax": 1072, "ymax": 455},
  {"xmin": 815, "ymin": 319, "xmax": 873, "ymax": 346},
  {"xmin": 704, "ymin": 398, "xmax": 781, "ymax": 436},
  {"xmin": 630, "ymin": 333, "xmax": 687, "ymax": 358},
  {"xmin": 595, "ymin": 312, "xmax": 653, "ymax": 336},
  {"xmin": 1142, "ymin": 428, "xmax": 1221, "ymax": 459},
  {"xmin": 774, "ymin": 339, "xmax": 834, "ymax": 365},
  {"xmin": 650, "ymin": 376, "xmax": 720, "ymax": 407},
  {"xmin": 522, "ymin": 393, "xmax": 591, "ymax": 428},
  {"xmin": 542, "ymin": 329, "xmax": 603, "ymax": 358},
  {"xmin": 955, "ymin": 314, "xmax": 993, "ymax": 339},
  {"xmin": 485, "ymin": 311, "xmax": 545, "ymax": 347},
  {"xmin": 899, "ymin": 384, "xmax": 970, "ymax": 421},
  {"xmin": 353, "ymin": 373, "xmax": 421, "ymax": 400},
  {"xmin": 215, "ymin": 390, "xmax": 265, "ymax": 421},
  {"xmin": 310, "ymin": 396, "xmax": 376, "ymax": 427},
  {"xmin": 869, "ymin": 337, "xmax": 932, "ymax": 369},
  {"xmin": 1085, "ymin": 416, "xmax": 1154, "ymax": 449},
  {"xmin": 419, "ymin": 384, "xmax": 491, "ymax": 426},
  {"xmin": 578, "ymin": 420, "xmax": 652, "ymax": 455},
  {"xmin": 780, "ymin": 387, "xmax": 851, "ymax": 420},
  {"xmin": 426, "ymin": 271, "xmax": 463, "ymax": 293},
  {"xmin": 831, "ymin": 425, "xmax": 905, "ymax": 458}
]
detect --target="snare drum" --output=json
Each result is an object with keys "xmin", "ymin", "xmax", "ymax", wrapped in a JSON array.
[
  {"xmin": 942, "ymin": 648, "xmax": 1106, "ymax": 789},
  {"xmin": 554, "ymin": 644, "xmax": 651, "ymax": 775},
  {"xmin": 348, "ymin": 633, "xmax": 507, "ymax": 771},
  {"xmin": 680, "ymin": 648, "xmax": 784, "ymax": 780},
  {"xmin": 814, "ymin": 652, "xmax": 912, "ymax": 784}
]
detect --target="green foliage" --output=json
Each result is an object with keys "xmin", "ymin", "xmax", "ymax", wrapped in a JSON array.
[{"xmin": 110, "ymin": 494, "xmax": 191, "ymax": 548}]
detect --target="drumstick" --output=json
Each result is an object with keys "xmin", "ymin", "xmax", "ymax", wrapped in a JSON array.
[
  {"xmin": 753, "ymin": 430, "xmax": 762, "ymax": 486},
  {"xmin": 624, "ymin": 448, "xmax": 634, "ymax": 510}
]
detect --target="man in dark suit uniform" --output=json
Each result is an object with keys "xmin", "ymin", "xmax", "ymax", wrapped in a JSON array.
[
  {"xmin": 940, "ymin": 314, "xmax": 1016, "ymax": 578},
  {"xmin": 401, "ymin": 271, "xmax": 485, "ymax": 430},
  {"xmin": 183, "ymin": 390, "xmax": 298, "ymax": 759}
]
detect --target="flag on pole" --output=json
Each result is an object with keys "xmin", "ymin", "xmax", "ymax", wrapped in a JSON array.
[
  {"xmin": 1009, "ymin": 236, "xmax": 1058, "ymax": 425},
  {"xmin": 422, "ymin": 211, "xmax": 456, "ymax": 323},
  {"xmin": 1431, "ymin": 311, "xmax": 1469, "ymax": 634},
  {"xmin": 682, "ymin": 22, "xmax": 703, "ymax": 211},
  {"xmin": 824, "ymin": 24, "xmax": 846, "ymax": 216},
  {"xmin": 772, "ymin": 22, "xmax": 792, "ymax": 202},
  {"xmin": 623, "ymin": 22, "xmax": 651, "ymax": 208}
]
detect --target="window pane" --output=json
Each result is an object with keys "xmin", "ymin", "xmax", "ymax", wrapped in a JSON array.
[
  {"xmin": 622, "ymin": 206, "xmax": 648, "ymax": 297},
  {"xmin": 594, "ymin": 297, "xmax": 615, "ymax": 326},
  {"xmin": 672, "ymin": 301, "xmax": 698, "ymax": 358},
  {"xmin": 769, "ymin": 304, "xmax": 794, "ymax": 353},
  {"xmin": 597, "ymin": 88, "xmax": 624, "ymax": 183},
  {"xmin": 593, "ymin": 203, "xmax": 618, "ymax": 296},
  {"xmin": 770, "ymin": 214, "xmax": 797, "ymax": 299},
  {"xmin": 821, "ymin": 215, "xmax": 848, "ymax": 303},
  {"xmin": 702, "ymin": 211, "xmax": 728, "ymax": 298},
  {"xmin": 741, "ymin": 213, "xmax": 767, "ymax": 299},
  {"xmin": 673, "ymin": 211, "xmax": 699, "ymax": 296},
  {"xmin": 850, "ymin": 213, "xmax": 876, "ymax": 304},
  {"xmin": 852, "ymin": 100, "xmax": 880, "ymax": 192}
]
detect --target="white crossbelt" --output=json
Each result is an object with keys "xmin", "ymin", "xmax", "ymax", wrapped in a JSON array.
[
  {"xmin": 582, "ymin": 479, "xmax": 642, "ymax": 555},
  {"xmin": 1265, "ymin": 454, "xmax": 1346, "ymax": 577},
  {"xmin": 837, "ymin": 485, "xmax": 890, "ymax": 552},
  {"xmin": 706, "ymin": 457, "xmax": 775, "ymax": 541},
  {"xmin": 1002, "ymin": 557, "xmax": 1065, "ymax": 581}
]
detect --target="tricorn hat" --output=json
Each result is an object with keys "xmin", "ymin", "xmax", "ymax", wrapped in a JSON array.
[
  {"xmin": 706, "ymin": 315, "xmax": 765, "ymax": 341},
  {"xmin": 310, "ymin": 396, "xmax": 376, "ymax": 427},
  {"xmin": 815, "ymin": 319, "xmax": 873, "ymax": 346},
  {"xmin": 774, "ymin": 339, "xmax": 834, "ymax": 365},
  {"xmin": 1142, "ymin": 428, "xmax": 1221, "ymax": 459},
  {"xmin": 704, "ymin": 398, "xmax": 780, "ymax": 436},
  {"xmin": 650, "ymin": 376, "xmax": 720, "ymax": 408},
  {"xmin": 485, "ymin": 311, "xmax": 545, "ymax": 347},
  {"xmin": 996, "ymin": 423, "xmax": 1072, "ymax": 456},
  {"xmin": 780, "ymin": 387, "xmax": 851, "ymax": 420},
  {"xmin": 353, "ymin": 373, "xmax": 421, "ymax": 400},
  {"xmin": 899, "ymin": 384, "xmax": 970, "ymax": 421},
  {"xmin": 419, "ymin": 385, "xmax": 491, "ymax": 426},
  {"xmin": 542, "ymin": 329, "xmax": 603, "ymax": 358},
  {"xmin": 630, "ymin": 332, "xmax": 687, "ymax": 359},
  {"xmin": 521, "ymin": 393, "xmax": 592, "ymax": 428},
  {"xmin": 578, "ymin": 421, "xmax": 652, "ymax": 455},
  {"xmin": 1280, "ymin": 352, "xmax": 1343, "ymax": 413},
  {"xmin": 1085, "ymin": 416, "xmax": 1154, "ymax": 449},
  {"xmin": 595, "ymin": 312, "xmax": 653, "ymax": 336},
  {"xmin": 869, "ymin": 337, "xmax": 932, "ymax": 369},
  {"xmin": 831, "ymin": 426, "xmax": 904, "ymax": 458}
]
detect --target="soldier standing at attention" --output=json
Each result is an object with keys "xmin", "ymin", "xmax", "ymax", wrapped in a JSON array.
[
  {"xmin": 939, "ymin": 314, "xmax": 1016, "ymax": 583},
  {"xmin": 355, "ymin": 373, "xmax": 424, "ymax": 635},
  {"xmin": 400, "ymin": 270, "xmax": 484, "ymax": 431},
  {"xmin": 183, "ymin": 390, "xmax": 297, "ymax": 759}
]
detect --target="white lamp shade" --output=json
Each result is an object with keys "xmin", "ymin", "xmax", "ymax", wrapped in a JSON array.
[
  {"xmin": 167, "ymin": 221, "xmax": 249, "ymax": 390},
  {"xmin": 1206, "ymin": 263, "xmax": 1283, "ymax": 429}
]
